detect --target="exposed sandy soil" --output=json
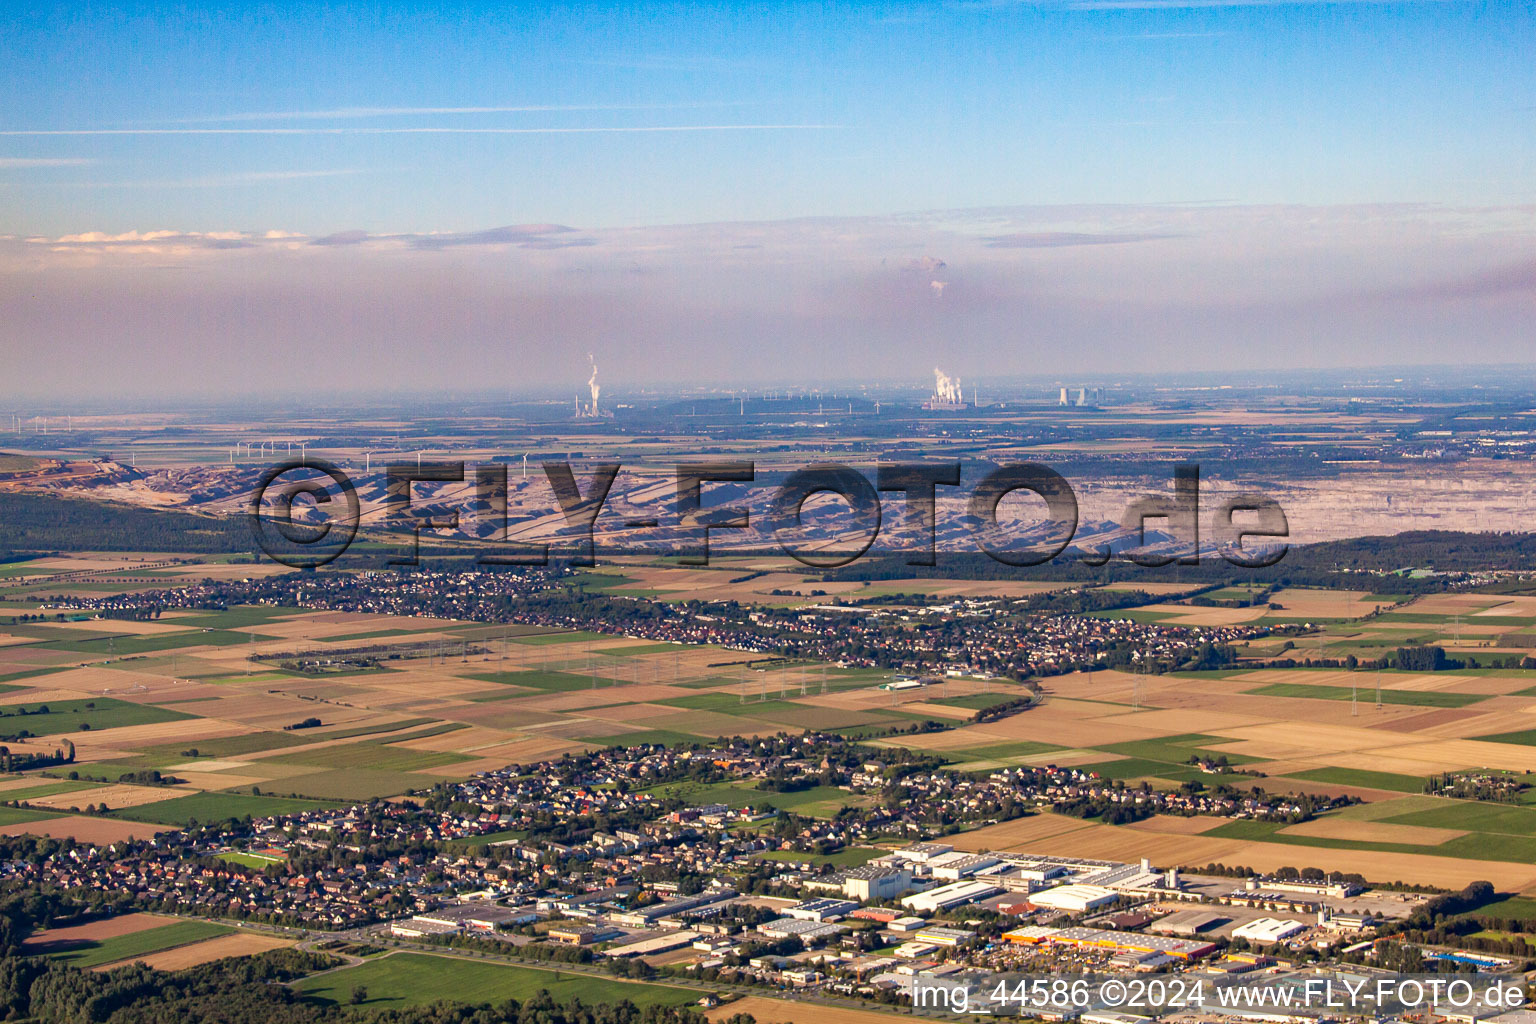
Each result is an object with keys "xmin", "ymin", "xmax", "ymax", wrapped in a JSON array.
[
  {"xmin": 22, "ymin": 912, "xmax": 167, "ymax": 950},
  {"xmin": 706, "ymin": 996, "xmax": 916, "ymax": 1024},
  {"xmin": 0, "ymin": 815, "xmax": 167, "ymax": 842},
  {"xmin": 106, "ymin": 931, "xmax": 294, "ymax": 970}
]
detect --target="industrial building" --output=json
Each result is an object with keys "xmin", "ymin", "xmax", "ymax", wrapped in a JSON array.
[
  {"xmin": 842, "ymin": 865, "xmax": 914, "ymax": 901},
  {"xmin": 408, "ymin": 902, "xmax": 529, "ymax": 932},
  {"xmin": 1231, "ymin": 918, "xmax": 1308, "ymax": 944},
  {"xmin": 1003, "ymin": 925, "xmax": 1216, "ymax": 961},
  {"xmin": 1027, "ymin": 883, "xmax": 1119, "ymax": 913},
  {"xmin": 927, "ymin": 852, "xmax": 1001, "ymax": 880},
  {"xmin": 758, "ymin": 917, "xmax": 845, "ymax": 943},
  {"xmin": 899, "ymin": 879, "xmax": 1002, "ymax": 914},
  {"xmin": 914, "ymin": 926, "xmax": 977, "ymax": 947},
  {"xmin": 783, "ymin": 898, "xmax": 858, "ymax": 922}
]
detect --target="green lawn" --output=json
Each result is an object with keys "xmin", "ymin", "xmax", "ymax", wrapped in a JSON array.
[
  {"xmin": 38, "ymin": 919, "xmax": 232, "ymax": 968},
  {"xmin": 756, "ymin": 846, "xmax": 884, "ymax": 868},
  {"xmin": 218, "ymin": 851, "xmax": 285, "ymax": 868},
  {"xmin": 294, "ymin": 951, "xmax": 696, "ymax": 1010},
  {"xmin": 0, "ymin": 697, "xmax": 195, "ymax": 737}
]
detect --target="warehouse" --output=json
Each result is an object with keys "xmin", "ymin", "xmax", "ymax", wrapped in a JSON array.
[
  {"xmin": 1002, "ymin": 925, "xmax": 1216, "ymax": 961},
  {"xmin": 914, "ymin": 926, "xmax": 976, "ymax": 947},
  {"xmin": 842, "ymin": 865, "xmax": 915, "ymax": 902},
  {"xmin": 758, "ymin": 917, "xmax": 845, "ymax": 943},
  {"xmin": 927, "ymin": 852, "xmax": 1001, "ymax": 880},
  {"xmin": 899, "ymin": 879, "xmax": 1002, "ymax": 914},
  {"xmin": 1152, "ymin": 910, "xmax": 1228, "ymax": 937},
  {"xmin": 1028, "ymin": 883, "xmax": 1119, "ymax": 913},
  {"xmin": 784, "ymin": 898, "xmax": 858, "ymax": 922},
  {"xmin": 1231, "ymin": 918, "xmax": 1307, "ymax": 944}
]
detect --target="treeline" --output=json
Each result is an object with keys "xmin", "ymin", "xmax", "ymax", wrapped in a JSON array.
[
  {"xmin": 825, "ymin": 531, "xmax": 1536, "ymax": 590},
  {"xmin": 0, "ymin": 882, "xmax": 733, "ymax": 1024},
  {"xmin": 0, "ymin": 493, "xmax": 258, "ymax": 554}
]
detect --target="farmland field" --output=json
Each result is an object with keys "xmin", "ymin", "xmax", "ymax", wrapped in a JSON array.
[
  {"xmin": 294, "ymin": 952, "xmax": 696, "ymax": 1010},
  {"xmin": 35, "ymin": 918, "xmax": 233, "ymax": 968}
]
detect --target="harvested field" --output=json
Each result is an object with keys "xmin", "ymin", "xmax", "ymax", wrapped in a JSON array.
[
  {"xmin": 22, "ymin": 913, "xmax": 167, "ymax": 951},
  {"xmin": 955, "ymin": 812, "xmax": 1536, "ymax": 890},
  {"xmin": 0, "ymin": 815, "xmax": 167, "ymax": 842},
  {"xmin": 706, "ymin": 996, "xmax": 913, "ymax": 1024},
  {"xmin": 26, "ymin": 783, "xmax": 188, "ymax": 810},
  {"xmin": 1278, "ymin": 818, "xmax": 1464, "ymax": 845},
  {"xmin": 117, "ymin": 931, "xmax": 294, "ymax": 970},
  {"xmin": 1125, "ymin": 815, "xmax": 1228, "ymax": 835}
]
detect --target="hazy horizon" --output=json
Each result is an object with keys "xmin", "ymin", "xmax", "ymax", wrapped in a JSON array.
[{"xmin": 3, "ymin": 2, "xmax": 1532, "ymax": 399}]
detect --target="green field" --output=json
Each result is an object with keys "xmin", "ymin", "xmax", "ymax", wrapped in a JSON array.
[
  {"xmin": 111, "ymin": 791, "xmax": 342, "ymax": 825},
  {"xmin": 263, "ymin": 740, "xmax": 471, "ymax": 772},
  {"xmin": 1458, "ymin": 895, "xmax": 1536, "ymax": 922},
  {"xmin": 0, "ymin": 697, "xmax": 194, "ymax": 737},
  {"xmin": 756, "ymin": 846, "xmax": 884, "ymax": 867},
  {"xmin": 165, "ymin": 605, "xmax": 304, "ymax": 629},
  {"xmin": 467, "ymin": 670, "xmax": 596, "ymax": 692},
  {"xmin": 294, "ymin": 951, "xmax": 696, "ymax": 1010},
  {"xmin": 510, "ymin": 631, "xmax": 610, "ymax": 646},
  {"xmin": 639, "ymin": 779, "xmax": 864, "ymax": 817},
  {"xmin": 34, "ymin": 629, "xmax": 274, "ymax": 655},
  {"xmin": 1471, "ymin": 728, "xmax": 1536, "ymax": 748},
  {"xmin": 0, "ymin": 667, "xmax": 68, "ymax": 685},
  {"xmin": 1248, "ymin": 683, "xmax": 1487, "ymax": 708},
  {"xmin": 218, "ymin": 851, "xmax": 285, "ymax": 868},
  {"xmin": 266, "ymin": 768, "xmax": 440, "ymax": 801},
  {"xmin": 1383, "ymin": 800, "xmax": 1536, "ymax": 835},
  {"xmin": 0, "ymin": 805, "xmax": 64, "ymax": 825},
  {"xmin": 579, "ymin": 728, "xmax": 709, "ymax": 749},
  {"xmin": 3, "ymin": 779, "xmax": 100, "ymax": 802},
  {"xmin": 38, "ymin": 919, "xmax": 232, "ymax": 968},
  {"xmin": 1287, "ymin": 767, "xmax": 1426, "ymax": 792},
  {"xmin": 148, "ymin": 731, "xmax": 314, "ymax": 759}
]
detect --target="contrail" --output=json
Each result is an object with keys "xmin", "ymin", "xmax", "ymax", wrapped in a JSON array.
[{"xmin": 0, "ymin": 124, "xmax": 832, "ymax": 137}]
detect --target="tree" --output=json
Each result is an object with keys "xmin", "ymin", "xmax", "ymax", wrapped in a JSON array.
[{"xmin": 349, "ymin": 984, "xmax": 368, "ymax": 1004}]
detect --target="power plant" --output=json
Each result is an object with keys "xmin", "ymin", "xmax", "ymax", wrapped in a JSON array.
[
  {"xmin": 1059, "ymin": 386, "xmax": 1105, "ymax": 407},
  {"xmin": 575, "ymin": 354, "xmax": 611, "ymax": 418},
  {"xmin": 923, "ymin": 367, "xmax": 969, "ymax": 411}
]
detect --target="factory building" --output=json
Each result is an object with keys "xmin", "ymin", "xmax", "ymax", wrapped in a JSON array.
[
  {"xmin": 843, "ymin": 865, "xmax": 914, "ymax": 902},
  {"xmin": 1231, "ymin": 918, "xmax": 1308, "ymax": 944},
  {"xmin": 1003, "ymin": 925, "xmax": 1216, "ymax": 961},
  {"xmin": 1027, "ymin": 883, "xmax": 1120, "ymax": 913},
  {"xmin": 900, "ymin": 879, "xmax": 1003, "ymax": 914}
]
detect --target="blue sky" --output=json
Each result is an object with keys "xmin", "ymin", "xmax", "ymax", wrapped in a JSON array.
[
  {"xmin": 3, "ymin": 1, "xmax": 1530, "ymax": 231},
  {"xmin": 1, "ymin": 2, "xmax": 1532, "ymax": 396}
]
